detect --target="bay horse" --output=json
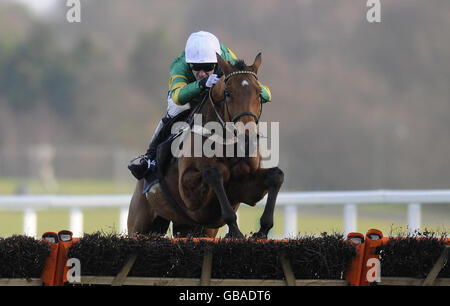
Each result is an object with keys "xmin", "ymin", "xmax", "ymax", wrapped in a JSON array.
[{"xmin": 127, "ymin": 52, "xmax": 284, "ymax": 238}]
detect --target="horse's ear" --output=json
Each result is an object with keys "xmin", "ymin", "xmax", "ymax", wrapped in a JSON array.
[
  {"xmin": 216, "ymin": 53, "xmax": 232, "ymax": 76},
  {"xmin": 250, "ymin": 52, "xmax": 262, "ymax": 74}
]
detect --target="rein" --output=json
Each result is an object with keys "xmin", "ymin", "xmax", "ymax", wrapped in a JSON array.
[
  {"xmin": 208, "ymin": 70, "xmax": 263, "ymax": 128},
  {"xmin": 182, "ymin": 70, "xmax": 264, "ymax": 144}
]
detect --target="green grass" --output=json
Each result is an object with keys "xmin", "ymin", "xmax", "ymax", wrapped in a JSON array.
[{"xmin": 0, "ymin": 211, "xmax": 23, "ymax": 237}]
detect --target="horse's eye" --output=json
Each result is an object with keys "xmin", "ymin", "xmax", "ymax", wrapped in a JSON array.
[{"xmin": 224, "ymin": 89, "xmax": 232, "ymax": 99}]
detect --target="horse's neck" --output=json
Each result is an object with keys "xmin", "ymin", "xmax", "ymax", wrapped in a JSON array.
[{"xmin": 202, "ymin": 98, "xmax": 227, "ymax": 125}]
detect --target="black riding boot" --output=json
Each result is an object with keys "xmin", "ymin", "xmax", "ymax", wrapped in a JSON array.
[{"xmin": 128, "ymin": 117, "xmax": 169, "ymax": 180}]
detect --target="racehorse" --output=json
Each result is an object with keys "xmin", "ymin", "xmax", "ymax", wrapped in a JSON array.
[{"xmin": 127, "ymin": 52, "xmax": 284, "ymax": 238}]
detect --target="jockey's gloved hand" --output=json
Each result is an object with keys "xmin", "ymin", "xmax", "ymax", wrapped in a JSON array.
[{"xmin": 199, "ymin": 74, "xmax": 220, "ymax": 89}]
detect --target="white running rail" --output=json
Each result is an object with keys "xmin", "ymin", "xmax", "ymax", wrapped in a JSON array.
[{"xmin": 1, "ymin": 190, "xmax": 450, "ymax": 238}]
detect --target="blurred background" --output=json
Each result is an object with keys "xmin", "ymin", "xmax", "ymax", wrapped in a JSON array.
[{"xmin": 0, "ymin": 0, "xmax": 449, "ymax": 237}]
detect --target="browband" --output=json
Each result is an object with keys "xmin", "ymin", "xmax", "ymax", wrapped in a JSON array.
[{"xmin": 224, "ymin": 70, "xmax": 258, "ymax": 82}]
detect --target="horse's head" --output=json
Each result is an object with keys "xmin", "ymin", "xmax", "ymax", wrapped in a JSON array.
[
  {"xmin": 211, "ymin": 53, "xmax": 263, "ymax": 127},
  {"xmin": 209, "ymin": 53, "xmax": 264, "ymax": 171}
]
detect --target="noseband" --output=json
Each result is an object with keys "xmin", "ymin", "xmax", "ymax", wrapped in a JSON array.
[{"xmin": 208, "ymin": 70, "xmax": 263, "ymax": 128}]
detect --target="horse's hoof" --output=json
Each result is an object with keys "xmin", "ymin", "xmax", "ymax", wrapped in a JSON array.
[
  {"xmin": 225, "ymin": 231, "xmax": 244, "ymax": 239},
  {"xmin": 251, "ymin": 231, "xmax": 267, "ymax": 239}
]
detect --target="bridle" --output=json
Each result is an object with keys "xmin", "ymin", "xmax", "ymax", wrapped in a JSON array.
[{"xmin": 208, "ymin": 70, "xmax": 263, "ymax": 129}]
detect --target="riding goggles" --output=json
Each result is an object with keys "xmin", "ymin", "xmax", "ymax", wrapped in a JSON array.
[{"xmin": 190, "ymin": 63, "xmax": 216, "ymax": 72}]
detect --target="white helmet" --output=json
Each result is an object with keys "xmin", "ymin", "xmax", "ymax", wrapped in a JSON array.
[{"xmin": 185, "ymin": 31, "xmax": 222, "ymax": 63}]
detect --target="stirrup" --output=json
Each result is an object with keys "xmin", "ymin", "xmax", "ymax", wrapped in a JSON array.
[
  {"xmin": 128, "ymin": 155, "xmax": 157, "ymax": 180},
  {"xmin": 128, "ymin": 155, "xmax": 147, "ymax": 166},
  {"xmin": 148, "ymin": 159, "xmax": 157, "ymax": 172},
  {"xmin": 128, "ymin": 155, "xmax": 149, "ymax": 180}
]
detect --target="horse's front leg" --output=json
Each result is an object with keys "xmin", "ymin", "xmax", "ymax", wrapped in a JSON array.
[
  {"xmin": 254, "ymin": 167, "xmax": 284, "ymax": 238},
  {"xmin": 229, "ymin": 167, "xmax": 284, "ymax": 238},
  {"xmin": 202, "ymin": 167, "xmax": 244, "ymax": 238}
]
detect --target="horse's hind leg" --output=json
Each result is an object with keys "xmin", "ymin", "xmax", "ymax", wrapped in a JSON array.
[
  {"xmin": 202, "ymin": 167, "xmax": 244, "ymax": 238},
  {"xmin": 203, "ymin": 228, "xmax": 219, "ymax": 238},
  {"xmin": 146, "ymin": 215, "xmax": 170, "ymax": 235},
  {"xmin": 127, "ymin": 180, "xmax": 170, "ymax": 236},
  {"xmin": 172, "ymin": 223, "xmax": 203, "ymax": 237},
  {"xmin": 172, "ymin": 223, "xmax": 219, "ymax": 238}
]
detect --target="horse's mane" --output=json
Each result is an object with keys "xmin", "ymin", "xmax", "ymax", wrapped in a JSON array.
[{"xmin": 232, "ymin": 60, "xmax": 249, "ymax": 71}]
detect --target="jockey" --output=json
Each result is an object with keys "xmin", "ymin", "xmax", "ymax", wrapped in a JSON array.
[{"xmin": 128, "ymin": 31, "xmax": 272, "ymax": 180}]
